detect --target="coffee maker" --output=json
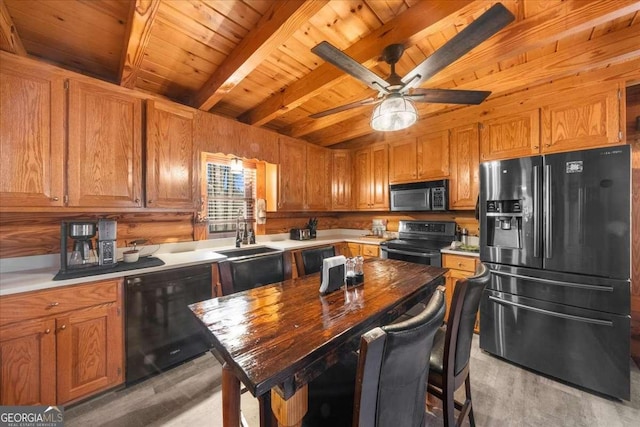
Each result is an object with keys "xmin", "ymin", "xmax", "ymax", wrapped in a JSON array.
[
  {"xmin": 97, "ymin": 219, "xmax": 117, "ymax": 265},
  {"xmin": 67, "ymin": 222, "xmax": 96, "ymax": 266},
  {"xmin": 59, "ymin": 219, "xmax": 118, "ymax": 273}
]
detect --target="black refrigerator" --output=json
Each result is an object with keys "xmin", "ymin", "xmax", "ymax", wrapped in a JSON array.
[{"xmin": 479, "ymin": 145, "xmax": 631, "ymax": 400}]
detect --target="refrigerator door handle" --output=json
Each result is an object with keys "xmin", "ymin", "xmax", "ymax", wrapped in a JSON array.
[
  {"xmin": 544, "ymin": 164, "xmax": 552, "ymax": 259},
  {"xmin": 491, "ymin": 270, "xmax": 614, "ymax": 292},
  {"xmin": 488, "ymin": 295, "xmax": 613, "ymax": 327},
  {"xmin": 533, "ymin": 165, "xmax": 540, "ymax": 258}
]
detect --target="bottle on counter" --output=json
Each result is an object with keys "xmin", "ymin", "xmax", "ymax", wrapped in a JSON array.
[{"xmin": 247, "ymin": 224, "xmax": 255, "ymax": 244}]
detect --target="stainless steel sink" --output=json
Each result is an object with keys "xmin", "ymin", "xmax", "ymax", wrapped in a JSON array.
[{"xmin": 215, "ymin": 246, "xmax": 282, "ymax": 260}]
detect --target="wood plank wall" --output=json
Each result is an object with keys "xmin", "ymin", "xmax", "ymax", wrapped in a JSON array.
[
  {"xmin": 0, "ymin": 210, "xmax": 477, "ymax": 258},
  {"xmin": 0, "ymin": 212, "xmax": 196, "ymax": 258}
]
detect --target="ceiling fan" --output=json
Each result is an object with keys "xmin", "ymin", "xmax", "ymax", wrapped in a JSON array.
[{"xmin": 310, "ymin": 3, "xmax": 515, "ymax": 131}]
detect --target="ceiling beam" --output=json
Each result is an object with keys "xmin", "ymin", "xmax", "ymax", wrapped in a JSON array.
[
  {"xmin": 0, "ymin": 0, "xmax": 26, "ymax": 55},
  {"xmin": 238, "ymin": 0, "xmax": 476, "ymax": 127},
  {"xmin": 426, "ymin": 0, "xmax": 640, "ymax": 89},
  {"xmin": 286, "ymin": 0, "xmax": 640, "ymax": 140},
  {"xmin": 191, "ymin": 0, "xmax": 329, "ymax": 111},
  {"xmin": 308, "ymin": 27, "xmax": 640, "ymax": 146},
  {"xmin": 119, "ymin": 0, "xmax": 160, "ymax": 89}
]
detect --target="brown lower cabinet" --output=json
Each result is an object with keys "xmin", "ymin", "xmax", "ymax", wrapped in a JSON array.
[
  {"xmin": 442, "ymin": 253, "xmax": 480, "ymax": 333},
  {"xmin": 0, "ymin": 279, "xmax": 124, "ymax": 405}
]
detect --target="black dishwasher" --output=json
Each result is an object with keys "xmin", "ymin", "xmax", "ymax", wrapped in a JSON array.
[{"xmin": 125, "ymin": 264, "xmax": 213, "ymax": 384}]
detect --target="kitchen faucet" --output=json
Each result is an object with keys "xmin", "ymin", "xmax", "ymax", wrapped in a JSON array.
[{"xmin": 235, "ymin": 208, "xmax": 244, "ymax": 248}]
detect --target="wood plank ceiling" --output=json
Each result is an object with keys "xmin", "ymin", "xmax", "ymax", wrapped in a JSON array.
[{"xmin": 2, "ymin": 0, "xmax": 639, "ymax": 147}]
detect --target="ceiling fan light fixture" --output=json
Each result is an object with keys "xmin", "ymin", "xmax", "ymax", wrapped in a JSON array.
[{"xmin": 370, "ymin": 95, "xmax": 418, "ymax": 132}]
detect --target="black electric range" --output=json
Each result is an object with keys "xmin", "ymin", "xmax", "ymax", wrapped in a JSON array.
[{"xmin": 380, "ymin": 220, "xmax": 456, "ymax": 267}]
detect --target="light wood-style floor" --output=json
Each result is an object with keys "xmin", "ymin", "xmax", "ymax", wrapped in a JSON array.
[{"xmin": 65, "ymin": 336, "xmax": 640, "ymax": 427}]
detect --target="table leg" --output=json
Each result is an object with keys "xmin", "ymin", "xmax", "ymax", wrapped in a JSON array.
[
  {"xmin": 222, "ymin": 363, "xmax": 241, "ymax": 427},
  {"xmin": 270, "ymin": 385, "xmax": 308, "ymax": 427}
]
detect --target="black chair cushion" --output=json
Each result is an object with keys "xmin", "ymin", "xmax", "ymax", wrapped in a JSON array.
[
  {"xmin": 428, "ymin": 326, "xmax": 446, "ymax": 375},
  {"xmin": 301, "ymin": 246, "xmax": 336, "ymax": 275},
  {"xmin": 229, "ymin": 253, "xmax": 285, "ymax": 293}
]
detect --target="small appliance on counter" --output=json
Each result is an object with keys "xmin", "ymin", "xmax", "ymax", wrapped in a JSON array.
[
  {"xmin": 55, "ymin": 220, "xmax": 165, "ymax": 281},
  {"xmin": 290, "ymin": 228, "xmax": 312, "ymax": 240}
]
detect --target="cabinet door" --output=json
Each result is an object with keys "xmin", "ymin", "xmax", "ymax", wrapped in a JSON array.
[
  {"xmin": 541, "ymin": 87, "xmax": 621, "ymax": 153},
  {"xmin": 450, "ymin": 124, "xmax": 480, "ymax": 210},
  {"xmin": 68, "ymin": 80, "xmax": 142, "ymax": 207},
  {"xmin": 347, "ymin": 242, "xmax": 362, "ymax": 257},
  {"xmin": 480, "ymin": 109, "xmax": 540, "ymax": 161},
  {"xmin": 146, "ymin": 100, "xmax": 197, "ymax": 209},
  {"xmin": 353, "ymin": 148, "xmax": 372, "ymax": 209},
  {"xmin": 0, "ymin": 61, "xmax": 64, "ymax": 207},
  {"xmin": 361, "ymin": 244, "xmax": 379, "ymax": 258},
  {"xmin": 56, "ymin": 302, "xmax": 123, "ymax": 404},
  {"xmin": 278, "ymin": 137, "xmax": 306, "ymax": 211},
  {"xmin": 388, "ymin": 138, "xmax": 417, "ymax": 183},
  {"xmin": 331, "ymin": 150, "xmax": 352, "ymax": 210},
  {"xmin": 370, "ymin": 144, "xmax": 389, "ymax": 209},
  {"xmin": 305, "ymin": 144, "xmax": 331, "ymax": 210},
  {"xmin": 417, "ymin": 131, "xmax": 449, "ymax": 180},
  {"xmin": 0, "ymin": 317, "xmax": 56, "ymax": 405}
]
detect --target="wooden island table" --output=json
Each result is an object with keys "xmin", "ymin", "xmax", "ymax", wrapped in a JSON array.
[{"xmin": 190, "ymin": 258, "xmax": 446, "ymax": 427}]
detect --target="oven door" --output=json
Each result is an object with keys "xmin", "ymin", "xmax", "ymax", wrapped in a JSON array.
[{"xmin": 380, "ymin": 246, "xmax": 441, "ymax": 267}]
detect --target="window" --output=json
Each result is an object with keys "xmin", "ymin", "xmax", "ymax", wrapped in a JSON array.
[{"xmin": 206, "ymin": 159, "xmax": 256, "ymax": 236}]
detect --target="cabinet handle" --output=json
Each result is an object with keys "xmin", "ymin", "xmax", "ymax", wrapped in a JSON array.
[
  {"xmin": 48, "ymin": 302, "xmax": 59, "ymax": 307},
  {"xmin": 458, "ymin": 262, "xmax": 463, "ymax": 267},
  {"xmin": 52, "ymin": 196, "xmax": 59, "ymax": 201},
  {"xmin": 544, "ymin": 143, "xmax": 551, "ymax": 147},
  {"xmin": 59, "ymin": 325, "xmax": 66, "ymax": 330},
  {"xmin": 135, "ymin": 198, "xmax": 140, "ymax": 204},
  {"xmin": 44, "ymin": 328, "xmax": 51, "ymax": 334},
  {"xmin": 148, "ymin": 199, "xmax": 153, "ymax": 204},
  {"xmin": 533, "ymin": 145, "xmax": 539, "ymax": 149}
]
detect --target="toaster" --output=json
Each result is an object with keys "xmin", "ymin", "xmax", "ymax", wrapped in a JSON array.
[{"xmin": 290, "ymin": 228, "xmax": 312, "ymax": 240}]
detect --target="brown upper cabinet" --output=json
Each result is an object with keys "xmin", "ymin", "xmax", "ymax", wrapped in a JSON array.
[
  {"xmin": 389, "ymin": 138, "xmax": 418, "ymax": 183},
  {"xmin": 479, "ymin": 109, "xmax": 541, "ymax": 162},
  {"xmin": 67, "ymin": 80, "xmax": 143, "ymax": 207},
  {"xmin": 277, "ymin": 137, "xmax": 331, "ymax": 211},
  {"xmin": 541, "ymin": 85, "xmax": 622, "ymax": 153},
  {"xmin": 305, "ymin": 143, "xmax": 331, "ymax": 211},
  {"xmin": 278, "ymin": 136, "xmax": 306, "ymax": 211},
  {"xmin": 146, "ymin": 100, "xmax": 198, "ymax": 209},
  {"xmin": 0, "ymin": 57, "xmax": 65, "ymax": 207},
  {"xmin": 449, "ymin": 124, "xmax": 480, "ymax": 210},
  {"xmin": 480, "ymin": 85, "xmax": 623, "ymax": 161},
  {"xmin": 331, "ymin": 150, "xmax": 353, "ymax": 211},
  {"xmin": 354, "ymin": 144, "xmax": 389, "ymax": 210},
  {"xmin": 417, "ymin": 131, "xmax": 450, "ymax": 180},
  {"xmin": 389, "ymin": 132, "xmax": 450, "ymax": 184}
]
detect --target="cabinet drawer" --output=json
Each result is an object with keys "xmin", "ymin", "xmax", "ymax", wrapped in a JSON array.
[
  {"xmin": 361, "ymin": 244, "xmax": 379, "ymax": 258},
  {"xmin": 443, "ymin": 254, "xmax": 478, "ymax": 272},
  {"xmin": 0, "ymin": 279, "xmax": 120, "ymax": 326}
]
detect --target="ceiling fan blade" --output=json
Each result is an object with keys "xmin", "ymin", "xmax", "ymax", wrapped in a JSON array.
[
  {"xmin": 312, "ymin": 41, "xmax": 391, "ymax": 93},
  {"xmin": 309, "ymin": 97, "xmax": 380, "ymax": 119},
  {"xmin": 407, "ymin": 88, "xmax": 491, "ymax": 105},
  {"xmin": 402, "ymin": 3, "xmax": 515, "ymax": 89}
]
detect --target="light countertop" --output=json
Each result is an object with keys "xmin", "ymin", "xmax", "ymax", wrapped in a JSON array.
[
  {"xmin": 440, "ymin": 248, "xmax": 480, "ymax": 258},
  {"xmin": 0, "ymin": 231, "xmax": 392, "ymax": 296}
]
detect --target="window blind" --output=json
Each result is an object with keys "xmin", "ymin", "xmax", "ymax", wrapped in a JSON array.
[{"xmin": 206, "ymin": 162, "xmax": 256, "ymax": 235}]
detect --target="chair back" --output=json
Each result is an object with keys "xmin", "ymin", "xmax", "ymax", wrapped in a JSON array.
[
  {"xmin": 354, "ymin": 287, "xmax": 446, "ymax": 427},
  {"xmin": 294, "ymin": 245, "xmax": 336, "ymax": 276},
  {"xmin": 219, "ymin": 251, "xmax": 292, "ymax": 295},
  {"xmin": 447, "ymin": 263, "xmax": 490, "ymax": 376}
]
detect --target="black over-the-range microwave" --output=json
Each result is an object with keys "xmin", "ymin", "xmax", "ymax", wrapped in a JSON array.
[{"xmin": 389, "ymin": 179, "xmax": 448, "ymax": 211}]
